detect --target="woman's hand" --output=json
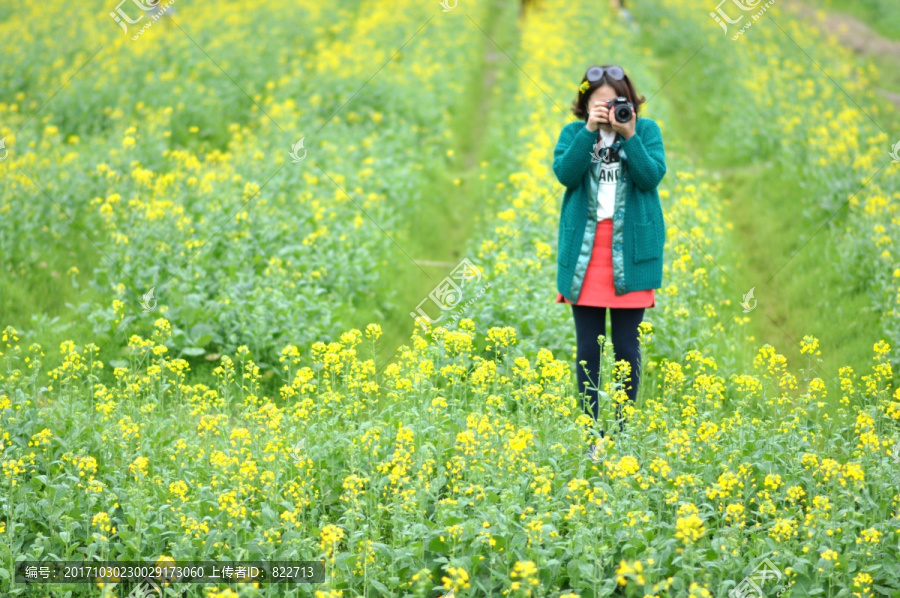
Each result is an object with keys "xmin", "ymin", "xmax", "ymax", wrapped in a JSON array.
[
  {"xmin": 585, "ymin": 101, "xmax": 609, "ymax": 132},
  {"xmin": 609, "ymin": 107, "xmax": 636, "ymax": 139}
]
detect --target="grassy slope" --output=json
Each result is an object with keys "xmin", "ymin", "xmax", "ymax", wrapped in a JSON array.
[
  {"xmin": 814, "ymin": 0, "xmax": 900, "ymax": 43},
  {"xmin": 345, "ymin": 0, "xmax": 523, "ymax": 364},
  {"xmin": 152, "ymin": 0, "xmax": 524, "ymax": 398},
  {"xmin": 632, "ymin": 30, "xmax": 884, "ymax": 390},
  {"xmin": 806, "ymin": 0, "xmax": 900, "ymax": 98},
  {"xmin": 1, "ymin": 216, "xmax": 107, "ymax": 355},
  {"xmin": 2, "ymin": 0, "xmax": 522, "ymax": 400},
  {"xmin": 12, "ymin": 0, "xmax": 886, "ymax": 399}
]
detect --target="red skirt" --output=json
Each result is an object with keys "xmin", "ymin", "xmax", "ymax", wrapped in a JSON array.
[{"xmin": 556, "ymin": 218, "xmax": 655, "ymax": 308}]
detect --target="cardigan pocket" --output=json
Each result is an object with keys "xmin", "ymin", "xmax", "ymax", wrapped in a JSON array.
[
  {"xmin": 633, "ymin": 220, "xmax": 657, "ymax": 263},
  {"xmin": 559, "ymin": 225, "xmax": 575, "ymax": 267}
]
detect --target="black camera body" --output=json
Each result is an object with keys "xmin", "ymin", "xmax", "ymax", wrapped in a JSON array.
[{"xmin": 604, "ymin": 97, "xmax": 634, "ymax": 123}]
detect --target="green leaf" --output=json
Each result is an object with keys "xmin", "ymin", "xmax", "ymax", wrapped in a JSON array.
[
  {"xmin": 567, "ymin": 559, "xmax": 583, "ymax": 585},
  {"xmin": 574, "ymin": 558, "xmax": 593, "ymax": 578},
  {"xmin": 369, "ymin": 578, "xmax": 389, "ymax": 595},
  {"xmin": 428, "ymin": 535, "xmax": 450, "ymax": 553}
]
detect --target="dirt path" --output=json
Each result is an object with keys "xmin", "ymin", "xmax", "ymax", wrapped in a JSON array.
[
  {"xmin": 372, "ymin": 0, "xmax": 522, "ymax": 367},
  {"xmin": 789, "ymin": 2, "xmax": 900, "ymax": 109}
]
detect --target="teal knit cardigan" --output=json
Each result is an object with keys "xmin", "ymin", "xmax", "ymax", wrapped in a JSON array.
[{"xmin": 553, "ymin": 117, "xmax": 667, "ymax": 302}]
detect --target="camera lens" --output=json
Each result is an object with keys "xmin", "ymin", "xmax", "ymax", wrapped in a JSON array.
[{"xmin": 615, "ymin": 105, "xmax": 632, "ymax": 123}]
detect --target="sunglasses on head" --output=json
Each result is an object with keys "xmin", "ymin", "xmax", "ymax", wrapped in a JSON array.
[{"xmin": 586, "ymin": 65, "xmax": 625, "ymax": 82}]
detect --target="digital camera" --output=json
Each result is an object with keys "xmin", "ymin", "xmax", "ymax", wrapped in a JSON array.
[{"xmin": 604, "ymin": 97, "xmax": 634, "ymax": 123}]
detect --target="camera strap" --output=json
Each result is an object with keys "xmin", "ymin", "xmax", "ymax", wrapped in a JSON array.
[{"xmin": 609, "ymin": 134, "xmax": 623, "ymax": 152}]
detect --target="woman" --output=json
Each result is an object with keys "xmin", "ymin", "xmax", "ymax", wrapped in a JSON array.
[
  {"xmin": 552, "ymin": 65, "xmax": 666, "ymax": 451},
  {"xmin": 610, "ymin": 0, "xmax": 636, "ymax": 26}
]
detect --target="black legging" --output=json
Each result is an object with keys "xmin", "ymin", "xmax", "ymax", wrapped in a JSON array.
[{"xmin": 571, "ymin": 304, "xmax": 644, "ymax": 431}]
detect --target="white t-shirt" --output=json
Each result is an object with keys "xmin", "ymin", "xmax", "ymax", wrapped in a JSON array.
[{"xmin": 594, "ymin": 128, "xmax": 620, "ymax": 221}]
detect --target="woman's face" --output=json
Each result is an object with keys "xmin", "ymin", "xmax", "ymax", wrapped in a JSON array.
[{"xmin": 586, "ymin": 83, "xmax": 620, "ymax": 126}]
